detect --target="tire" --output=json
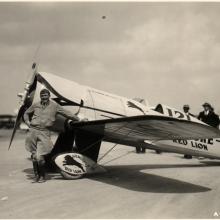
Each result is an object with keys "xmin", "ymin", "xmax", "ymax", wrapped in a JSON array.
[
  {"xmin": 136, "ymin": 146, "xmax": 141, "ymax": 153},
  {"xmin": 141, "ymin": 147, "xmax": 146, "ymax": 153},
  {"xmin": 60, "ymin": 170, "xmax": 84, "ymax": 180},
  {"xmin": 184, "ymin": 155, "xmax": 192, "ymax": 159}
]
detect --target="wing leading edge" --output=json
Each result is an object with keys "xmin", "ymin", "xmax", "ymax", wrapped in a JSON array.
[{"xmin": 71, "ymin": 115, "xmax": 220, "ymax": 147}]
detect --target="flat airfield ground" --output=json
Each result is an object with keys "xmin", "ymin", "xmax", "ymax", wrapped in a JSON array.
[{"xmin": 1, "ymin": 130, "xmax": 220, "ymax": 219}]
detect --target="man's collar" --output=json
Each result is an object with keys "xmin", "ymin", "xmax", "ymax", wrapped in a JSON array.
[
  {"xmin": 41, "ymin": 100, "xmax": 50, "ymax": 106},
  {"xmin": 204, "ymin": 110, "xmax": 209, "ymax": 115}
]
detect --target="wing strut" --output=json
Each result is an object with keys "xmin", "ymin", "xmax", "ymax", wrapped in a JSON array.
[
  {"xmin": 101, "ymin": 150, "xmax": 134, "ymax": 166},
  {"xmin": 97, "ymin": 143, "xmax": 118, "ymax": 163}
]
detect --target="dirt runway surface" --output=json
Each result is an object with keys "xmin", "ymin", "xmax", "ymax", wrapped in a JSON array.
[{"xmin": 1, "ymin": 130, "xmax": 220, "ymax": 218}]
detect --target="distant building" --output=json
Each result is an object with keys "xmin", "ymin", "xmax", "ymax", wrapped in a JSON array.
[{"xmin": 0, "ymin": 115, "xmax": 16, "ymax": 129}]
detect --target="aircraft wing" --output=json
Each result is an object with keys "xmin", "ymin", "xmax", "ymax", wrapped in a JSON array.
[{"xmin": 71, "ymin": 115, "xmax": 220, "ymax": 146}]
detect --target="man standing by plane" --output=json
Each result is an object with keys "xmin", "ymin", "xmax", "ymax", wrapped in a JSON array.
[
  {"xmin": 183, "ymin": 104, "xmax": 195, "ymax": 117},
  {"xmin": 183, "ymin": 104, "xmax": 194, "ymax": 159},
  {"xmin": 24, "ymin": 89, "xmax": 81, "ymax": 183},
  {"xmin": 198, "ymin": 102, "xmax": 219, "ymax": 129}
]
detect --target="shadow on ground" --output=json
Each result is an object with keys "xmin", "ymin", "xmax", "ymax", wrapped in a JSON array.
[
  {"xmin": 23, "ymin": 162, "xmax": 216, "ymax": 193},
  {"xmin": 23, "ymin": 168, "xmax": 64, "ymax": 181},
  {"xmin": 200, "ymin": 160, "xmax": 220, "ymax": 166},
  {"xmin": 89, "ymin": 163, "xmax": 212, "ymax": 193}
]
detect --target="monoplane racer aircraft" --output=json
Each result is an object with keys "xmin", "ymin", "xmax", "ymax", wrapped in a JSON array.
[{"xmin": 9, "ymin": 63, "xmax": 220, "ymax": 179}]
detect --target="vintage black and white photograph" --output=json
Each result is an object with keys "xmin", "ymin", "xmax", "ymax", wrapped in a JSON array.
[{"xmin": 1, "ymin": 1, "xmax": 220, "ymax": 219}]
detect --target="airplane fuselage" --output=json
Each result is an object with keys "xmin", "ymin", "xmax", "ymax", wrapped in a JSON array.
[{"xmin": 25, "ymin": 71, "xmax": 220, "ymax": 160}]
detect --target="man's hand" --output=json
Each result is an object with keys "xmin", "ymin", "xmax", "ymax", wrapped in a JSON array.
[
  {"xmin": 68, "ymin": 117, "xmax": 88, "ymax": 126},
  {"xmin": 79, "ymin": 117, "xmax": 88, "ymax": 122},
  {"xmin": 26, "ymin": 121, "xmax": 31, "ymax": 128},
  {"xmin": 76, "ymin": 113, "xmax": 88, "ymax": 122}
]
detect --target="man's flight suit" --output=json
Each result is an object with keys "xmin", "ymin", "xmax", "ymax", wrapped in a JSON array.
[{"xmin": 24, "ymin": 100, "xmax": 79, "ymax": 181}]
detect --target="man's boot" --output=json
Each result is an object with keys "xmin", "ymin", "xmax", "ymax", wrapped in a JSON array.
[
  {"xmin": 32, "ymin": 161, "xmax": 40, "ymax": 182},
  {"xmin": 38, "ymin": 163, "xmax": 46, "ymax": 183}
]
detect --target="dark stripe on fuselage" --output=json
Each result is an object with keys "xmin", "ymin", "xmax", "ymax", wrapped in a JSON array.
[{"xmin": 36, "ymin": 73, "xmax": 125, "ymax": 118}]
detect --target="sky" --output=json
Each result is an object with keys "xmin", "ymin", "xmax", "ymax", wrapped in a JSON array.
[{"xmin": 0, "ymin": 2, "xmax": 220, "ymax": 115}]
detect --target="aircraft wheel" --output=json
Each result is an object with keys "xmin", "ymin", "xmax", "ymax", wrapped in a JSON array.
[
  {"xmin": 60, "ymin": 170, "xmax": 84, "ymax": 180},
  {"xmin": 184, "ymin": 154, "xmax": 192, "ymax": 159},
  {"xmin": 155, "ymin": 150, "xmax": 162, "ymax": 154}
]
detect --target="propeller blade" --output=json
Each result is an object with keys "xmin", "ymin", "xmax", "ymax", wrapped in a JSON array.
[
  {"xmin": 8, "ymin": 105, "xmax": 26, "ymax": 150},
  {"xmin": 8, "ymin": 62, "xmax": 38, "ymax": 150}
]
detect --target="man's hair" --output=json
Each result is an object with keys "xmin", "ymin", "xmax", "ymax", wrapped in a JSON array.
[
  {"xmin": 183, "ymin": 104, "xmax": 190, "ymax": 109},
  {"xmin": 40, "ymin": 89, "xmax": 50, "ymax": 95}
]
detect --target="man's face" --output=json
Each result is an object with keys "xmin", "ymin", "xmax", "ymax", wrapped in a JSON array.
[
  {"xmin": 204, "ymin": 105, "xmax": 210, "ymax": 111},
  {"xmin": 40, "ymin": 92, "xmax": 50, "ymax": 103},
  {"xmin": 183, "ymin": 107, "xmax": 189, "ymax": 113}
]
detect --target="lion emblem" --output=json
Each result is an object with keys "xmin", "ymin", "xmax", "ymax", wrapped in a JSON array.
[{"xmin": 63, "ymin": 155, "xmax": 85, "ymax": 172}]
